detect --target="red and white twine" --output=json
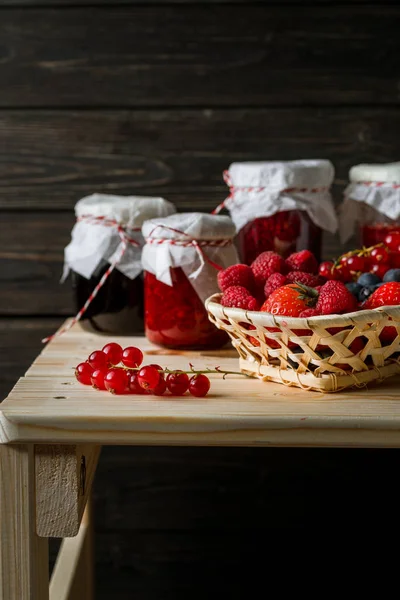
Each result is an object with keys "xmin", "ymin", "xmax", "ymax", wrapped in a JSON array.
[
  {"xmin": 147, "ymin": 224, "xmax": 228, "ymax": 274},
  {"xmin": 354, "ymin": 181, "xmax": 400, "ymax": 189},
  {"xmin": 42, "ymin": 215, "xmax": 141, "ymax": 343},
  {"xmin": 212, "ymin": 169, "xmax": 330, "ymax": 214}
]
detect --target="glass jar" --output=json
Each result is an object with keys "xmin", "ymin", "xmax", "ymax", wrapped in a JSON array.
[
  {"xmin": 64, "ymin": 194, "xmax": 176, "ymax": 334},
  {"xmin": 142, "ymin": 212, "xmax": 238, "ymax": 349},
  {"xmin": 217, "ymin": 160, "xmax": 337, "ymax": 264},
  {"xmin": 342, "ymin": 163, "xmax": 400, "ymax": 247}
]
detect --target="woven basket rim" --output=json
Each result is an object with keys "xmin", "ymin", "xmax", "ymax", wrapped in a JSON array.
[{"xmin": 205, "ymin": 293, "xmax": 400, "ymax": 328}]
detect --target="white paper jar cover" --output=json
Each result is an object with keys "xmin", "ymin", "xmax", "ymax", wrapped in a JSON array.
[
  {"xmin": 63, "ymin": 194, "xmax": 176, "ymax": 281},
  {"xmin": 142, "ymin": 212, "xmax": 239, "ymax": 302},
  {"xmin": 341, "ymin": 162, "xmax": 400, "ymax": 241},
  {"xmin": 219, "ymin": 160, "xmax": 338, "ymax": 233}
]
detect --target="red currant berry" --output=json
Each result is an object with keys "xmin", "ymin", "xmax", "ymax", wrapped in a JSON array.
[
  {"xmin": 370, "ymin": 247, "xmax": 390, "ymax": 264},
  {"xmin": 319, "ymin": 261, "xmax": 334, "ymax": 279},
  {"xmin": 152, "ymin": 376, "xmax": 167, "ymax": 396},
  {"xmin": 137, "ymin": 365, "xmax": 160, "ymax": 390},
  {"xmin": 346, "ymin": 255, "xmax": 365, "ymax": 273},
  {"xmin": 128, "ymin": 372, "xmax": 148, "ymax": 395},
  {"xmin": 104, "ymin": 368, "xmax": 129, "ymax": 394},
  {"xmin": 371, "ymin": 263, "xmax": 389, "ymax": 279},
  {"xmin": 189, "ymin": 374, "xmax": 210, "ymax": 397},
  {"xmin": 384, "ymin": 232, "xmax": 400, "ymax": 251},
  {"xmin": 75, "ymin": 362, "xmax": 94, "ymax": 385},
  {"xmin": 122, "ymin": 347, "xmax": 144, "ymax": 369},
  {"xmin": 91, "ymin": 368, "xmax": 106, "ymax": 390},
  {"xmin": 102, "ymin": 342, "xmax": 123, "ymax": 366},
  {"xmin": 88, "ymin": 350, "xmax": 108, "ymax": 370},
  {"xmin": 166, "ymin": 371, "xmax": 189, "ymax": 396}
]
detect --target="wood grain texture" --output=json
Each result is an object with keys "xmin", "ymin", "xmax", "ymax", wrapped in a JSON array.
[
  {"xmin": 3, "ymin": 327, "xmax": 400, "ymax": 447},
  {"xmin": 0, "ymin": 108, "xmax": 398, "ymax": 210},
  {"xmin": 35, "ymin": 444, "xmax": 100, "ymax": 537},
  {"xmin": 0, "ymin": 6, "xmax": 398, "ymax": 107},
  {"xmin": 0, "ymin": 444, "xmax": 49, "ymax": 600}
]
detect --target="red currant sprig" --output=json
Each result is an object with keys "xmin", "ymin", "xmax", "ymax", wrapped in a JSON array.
[{"xmin": 74, "ymin": 343, "xmax": 246, "ymax": 398}]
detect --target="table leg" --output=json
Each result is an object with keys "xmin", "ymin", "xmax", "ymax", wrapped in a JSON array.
[{"xmin": 0, "ymin": 444, "xmax": 49, "ymax": 600}]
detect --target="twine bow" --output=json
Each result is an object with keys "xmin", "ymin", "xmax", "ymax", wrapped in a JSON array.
[{"xmin": 42, "ymin": 215, "xmax": 141, "ymax": 343}]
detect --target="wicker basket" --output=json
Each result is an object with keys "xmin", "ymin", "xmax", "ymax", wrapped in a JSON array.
[{"xmin": 206, "ymin": 293, "xmax": 400, "ymax": 392}]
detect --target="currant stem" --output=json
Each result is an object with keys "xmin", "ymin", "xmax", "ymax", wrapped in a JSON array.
[{"xmin": 118, "ymin": 366, "xmax": 250, "ymax": 377}]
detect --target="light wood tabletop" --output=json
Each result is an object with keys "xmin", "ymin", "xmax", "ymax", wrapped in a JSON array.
[{"xmin": 2, "ymin": 321, "xmax": 400, "ymax": 448}]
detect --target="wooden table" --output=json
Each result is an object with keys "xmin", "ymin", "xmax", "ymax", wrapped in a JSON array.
[{"xmin": 2, "ymin": 322, "xmax": 400, "ymax": 599}]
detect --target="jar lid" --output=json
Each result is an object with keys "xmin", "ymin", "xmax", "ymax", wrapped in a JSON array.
[
  {"xmin": 349, "ymin": 162, "xmax": 400, "ymax": 184},
  {"xmin": 75, "ymin": 193, "xmax": 176, "ymax": 227},
  {"xmin": 142, "ymin": 212, "xmax": 236, "ymax": 241},
  {"xmin": 227, "ymin": 159, "xmax": 334, "ymax": 189}
]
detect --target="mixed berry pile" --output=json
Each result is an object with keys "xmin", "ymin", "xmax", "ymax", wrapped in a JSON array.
[
  {"xmin": 218, "ymin": 232, "xmax": 400, "ymax": 318},
  {"xmin": 75, "ymin": 342, "xmax": 245, "ymax": 396}
]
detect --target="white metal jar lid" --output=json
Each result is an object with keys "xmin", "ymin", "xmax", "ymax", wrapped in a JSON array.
[
  {"xmin": 349, "ymin": 162, "xmax": 400, "ymax": 184},
  {"xmin": 142, "ymin": 212, "xmax": 236, "ymax": 241},
  {"xmin": 75, "ymin": 193, "xmax": 176, "ymax": 228}
]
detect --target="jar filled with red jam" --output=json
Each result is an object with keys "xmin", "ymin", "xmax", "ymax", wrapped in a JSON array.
[
  {"xmin": 342, "ymin": 162, "xmax": 400, "ymax": 247},
  {"xmin": 216, "ymin": 160, "xmax": 337, "ymax": 264},
  {"xmin": 64, "ymin": 193, "xmax": 176, "ymax": 334},
  {"xmin": 142, "ymin": 213, "xmax": 238, "ymax": 349}
]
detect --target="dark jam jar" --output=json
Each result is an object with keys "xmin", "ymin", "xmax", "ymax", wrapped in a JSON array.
[
  {"xmin": 142, "ymin": 212, "xmax": 238, "ymax": 349},
  {"xmin": 342, "ymin": 162, "xmax": 400, "ymax": 248},
  {"xmin": 64, "ymin": 193, "xmax": 176, "ymax": 334},
  {"xmin": 217, "ymin": 160, "xmax": 337, "ymax": 264}
]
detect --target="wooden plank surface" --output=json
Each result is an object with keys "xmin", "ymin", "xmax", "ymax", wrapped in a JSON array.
[
  {"xmin": 0, "ymin": 6, "xmax": 397, "ymax": 107},
  {"xmin": 0, "ymin": 107, "xmax": 398, "ymax": 211},
  {"xmin": 2, "ymin": 326, "xmax": 400, "ymax": 447}
]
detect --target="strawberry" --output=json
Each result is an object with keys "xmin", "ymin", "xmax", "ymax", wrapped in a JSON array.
[
  {"xmin": 285, "ymin": 250, "xmax": 318, "ymax": 274},
  {"xmin": 299, "ymin": 308, "xmax": 320, "ymax": 318},
  {"xmin": 316, "ymin": 280, "xmax": 358, "ymax": 315},
  {"xmin": 336, "ymin": 337, "xmax": 366, "ymax": 370},
  {"xmin": 261, "ymin": 283, "xmax": 318, "ymax": 317},
  {"xmin": 363, "ymin": 282, "xmax": 400, "ymax": 309}
]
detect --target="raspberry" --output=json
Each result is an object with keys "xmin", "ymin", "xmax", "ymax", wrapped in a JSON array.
[
  {"xmin": 261, "ymin": 284, "xmax": 318, "ymax": 317},
  {"xmin": 286, "ymin": 271, "xmax": 319, "ymax": 287},
  {"xmin": 217, "ymin": 264, "xmax": 256, "ymax": 294},
  {"xmin": 316, "ymin": 280, "xmax": 358, "ymax": 315},
  {"xmin": 363, "ymin": 282, "xmax": 400, "ymax": 310},
  {"xmin": 299, "ymin": 308, "xmax": 320, "ymax": 318},
  {"xmin": 220, "ymin": 286, "xmax": 260, "ymax": 311},
  {"xmin": 251, "ymin": 251, "xmax": 287, "ymax": 287},
  {"xmin": 286, "ymin": 250, "xmax": 318, "ymax": 274},
  {"xmin": 264, "ymin": 273, "xmax": 287, "ymax": 298}
]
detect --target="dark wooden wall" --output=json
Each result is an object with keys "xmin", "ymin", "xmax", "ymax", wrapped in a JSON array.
[{"xmin": 1, "ymin": 0, "xmax": 400, "ymax": 597}]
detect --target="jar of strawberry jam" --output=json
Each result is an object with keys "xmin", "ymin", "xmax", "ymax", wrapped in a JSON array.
[
  {"xmin": 341, "ymin": 162, "xmax": 400, "ymax": 246},
  {"xmin": 142, "ymin": 213, "xmax": 238, "ymax": 349},
  {"xmin": 215, "ymin": 160, "xmax": 337, "ymax": 264},
  {"xmin": 63, "ymin": 194, "xmax": 176, "ymax": 334}
]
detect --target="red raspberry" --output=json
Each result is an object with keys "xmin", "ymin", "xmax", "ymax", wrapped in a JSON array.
[
  {"xmin": 251, "ymin": 251, "xmax": 287, "ymax": 287},
  {"xmin": 316, "ymin": 280, "xmax": 358, "ymax": 315},
  {"xmin": 299, "ymin": 308, "xmax": 320, "ymax": 318},
  {"xmin": 220, "ymin": 286, "xmax": 260, "ymax": 311},
  {"xmin": 363, "ymin": 282, "xmax": 400, "ymax": 310},
  {"xmin": 286, "ymin": 250, "xmax": 318, "ymax": 274},
  {"xmin": 217, "ymin": 264, "xmax": 255, "ymax": 294},
  {"xmin": 264, "ymin": 273, "xmax": 287, "ymax": 298},
  {"xmin": 286, "ymin": 271, "xmax": 319, "ymax": 287},
  {"xmin": 261, "ymin": 284, "xmax": 318, "ymax": 317}
]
